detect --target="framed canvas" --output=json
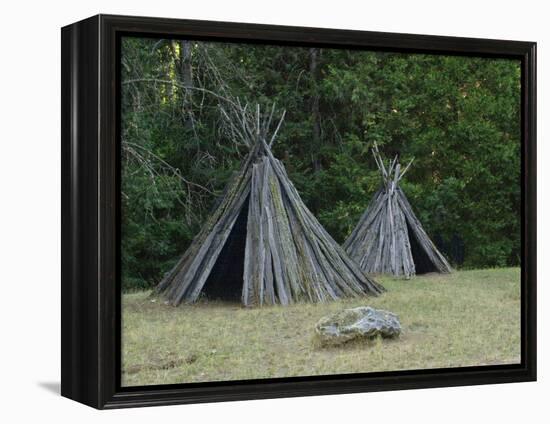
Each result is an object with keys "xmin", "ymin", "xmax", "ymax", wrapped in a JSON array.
[{"xmin": 61, "ymin": 14, "xmax": 536, "ymax": 409}]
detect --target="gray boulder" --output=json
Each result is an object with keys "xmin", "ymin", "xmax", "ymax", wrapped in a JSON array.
[{"xmin": 315, "ymin": 306, "xmax": 401, "ymax": 346}]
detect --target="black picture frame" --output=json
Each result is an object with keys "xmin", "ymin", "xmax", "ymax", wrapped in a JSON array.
[{"xmin": 61, "ymin": 14, "xmax": 537, "ymax": 409}]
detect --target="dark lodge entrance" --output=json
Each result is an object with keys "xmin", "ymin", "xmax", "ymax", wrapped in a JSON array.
[
  {"xmin": 202, "ymin": 196, "xmax": 249, "ymax": 301},
  {"xmin": 406, "ymin": 221, "xmax": 437, "ymax": 274}
]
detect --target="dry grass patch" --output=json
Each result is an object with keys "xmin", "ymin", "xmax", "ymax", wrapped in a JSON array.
[{"xmin": 121, "ymin": 268, "xmax": 520, "ymax": 386}]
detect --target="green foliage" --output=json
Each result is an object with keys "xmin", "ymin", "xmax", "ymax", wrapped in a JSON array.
[{"xmin": 121, "ymin": 37, "xmax": 521, "ymax": 291}]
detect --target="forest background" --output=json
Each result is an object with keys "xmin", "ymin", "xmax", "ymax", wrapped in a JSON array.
[{"xmin": 121, "ymin": 37, "xmax": 521, "ymax": 291}]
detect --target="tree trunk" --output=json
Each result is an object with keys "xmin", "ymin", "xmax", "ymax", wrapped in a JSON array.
[
  {"xmin": 308, "ymin": 48, "xmax": 322, "ymax": 213},
  {"xmin": 179, "ymin": 40, "xmax": 193, "ymax": 130},
  {"xmin": 180, "ymin": 40, "xmax": 193, "ymax": 89},
  {"xmin": 309, "ymin": 48, "xmax": 322, "ymax": 174}
]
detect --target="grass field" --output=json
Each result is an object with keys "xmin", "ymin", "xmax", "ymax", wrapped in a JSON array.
[{"xmin": 121, "ymin": 268, "xmax": 520, "ymax": 387}]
